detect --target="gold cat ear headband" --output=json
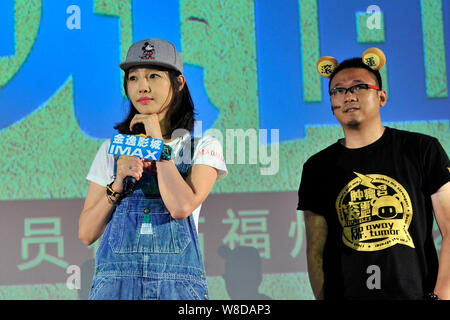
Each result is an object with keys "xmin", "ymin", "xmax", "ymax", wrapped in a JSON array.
[{"xmin": 316, "ymin": 47, "xmax": 386, "ymax": 78}]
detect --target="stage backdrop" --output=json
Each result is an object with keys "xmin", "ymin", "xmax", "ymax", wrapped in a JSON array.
[{"xmin": 0, "ymin": 0, "xmax": 448, "ymax": 300}]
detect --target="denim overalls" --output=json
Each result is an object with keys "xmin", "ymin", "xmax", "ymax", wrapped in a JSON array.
[{"xmin": 89, "ymin": 139, "xmax": 209, "ymax": 300}]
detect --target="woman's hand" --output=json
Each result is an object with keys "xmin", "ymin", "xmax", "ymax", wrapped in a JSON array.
[
  {"xmin": 113, "ymin": 155, "xmax": 145, "ymax": 192},
  {"xmin": 129, "ymin": 113, "xmax": 164, "ymax": 140}
]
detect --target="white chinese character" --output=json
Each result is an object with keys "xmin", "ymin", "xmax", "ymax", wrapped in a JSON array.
[
  {"xmin": 137, "ymin": 137, "xmax": 149, "ymax": 148},
  {"xmin": 112, "ymin": 134, "xmax": 125, "ymax": 144},
  {"xmin": 125, "ymin": 135, "xmax": 137, "ymax": 146},
  {"xmin": 150, "ymin": 139, "xmax": 162, "ymax": 149}
]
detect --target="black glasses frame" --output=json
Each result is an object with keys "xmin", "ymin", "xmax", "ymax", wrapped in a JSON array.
[{"xmin": 329, "ymin": 83, "xmax": 380, "ymax": 97}]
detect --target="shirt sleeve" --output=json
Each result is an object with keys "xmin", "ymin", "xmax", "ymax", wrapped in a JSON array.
[
  {"xmin": 86, "ymin": 139, "xmax": 115, "ymax": 187},
  {"xmin": 192, "ymin": 135, "xmax": 228, "ymax": 181},
  {"xmin": 297, "ymin": 158, "xmax": 326, "ymax": 215},
  {"xmin": 423, "ymin": 137, "xmax": 450, "ymax": 195}
]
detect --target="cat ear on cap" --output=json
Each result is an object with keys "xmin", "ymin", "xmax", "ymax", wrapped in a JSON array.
[
  {"xmin": 316, "ymin": 56, "xmax": 338, "ymax": 78},
  {"xmin": 362, "ymin": 47, "xmax": 386, "ymax": 70},
  {"xmin": 316, "ymin": 47, "xmax": 386, "ymax": 78}
]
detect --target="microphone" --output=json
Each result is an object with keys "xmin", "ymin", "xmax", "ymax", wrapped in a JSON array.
[
  {"xmin": 123, "ymin": 124, "xmax": 142, "ymax": 194},
  {"xmin": 123, "ymin": 176, "xmax": 136, "ymax": 194},
  {"xmin": 108, "ymin": 132, "xmax": 165, "ymax": 194}
]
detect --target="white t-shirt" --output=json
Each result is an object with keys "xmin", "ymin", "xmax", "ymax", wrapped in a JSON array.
[{"xmin": 86, "ymin": 133, "xmax": 228, "ymax": 231}]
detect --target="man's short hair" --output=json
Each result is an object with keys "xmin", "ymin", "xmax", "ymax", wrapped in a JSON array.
[{"xmin": 328, "ymin": 57, "xmax": 383, "ymax": 91}]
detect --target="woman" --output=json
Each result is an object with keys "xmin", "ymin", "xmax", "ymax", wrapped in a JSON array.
[{"xmin": 78, "ymin": 38, "xmax": 227, "ymax": 300}]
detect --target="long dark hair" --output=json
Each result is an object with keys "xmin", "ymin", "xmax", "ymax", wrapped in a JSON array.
[{"xmin": 114, "ymin": 66, "xmax": 196, "ymax": 138}]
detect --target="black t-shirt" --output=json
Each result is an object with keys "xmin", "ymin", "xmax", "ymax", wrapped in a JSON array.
[{"xmin": 297, "ymin": 127, "xmax": 450, "ymax": 300}]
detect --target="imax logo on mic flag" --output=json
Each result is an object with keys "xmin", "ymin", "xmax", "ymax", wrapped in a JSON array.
[{"xmin": 108, "ymin": 133, "xmax": 163, "ymax": 160}]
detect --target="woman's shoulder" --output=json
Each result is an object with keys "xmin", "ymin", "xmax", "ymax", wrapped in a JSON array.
[
  {"xmin": 172, "ymin": 132, "xmax": 223, "ymax": 152},
  {"xmin": 95, "ymin": 138, "xmax": 112, "ymax": 157},
  {"xmin": 194, "ymin": 133, "xmax": 223, "ymax": 149},
  {"xmin": 100, "ymin": 138, "xmax": 112, "ymax": 148}
]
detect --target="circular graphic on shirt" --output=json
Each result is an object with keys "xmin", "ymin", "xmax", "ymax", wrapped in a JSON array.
[{"xmin": 335, "ymin": 172, "xmax": 415, "ymax": 251}]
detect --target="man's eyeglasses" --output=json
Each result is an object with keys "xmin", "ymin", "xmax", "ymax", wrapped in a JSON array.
[{"xmin": 329, "ymin": 83, "xmax": 380, "ymax": 97}]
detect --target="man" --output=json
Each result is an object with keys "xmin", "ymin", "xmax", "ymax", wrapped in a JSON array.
[{"xmin": 297, "ymin": 57, "xmax": 450, "ymax": 300}]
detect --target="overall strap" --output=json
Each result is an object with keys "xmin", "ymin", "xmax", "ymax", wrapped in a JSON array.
[{"xmin": 190, "ymin": 135, "xmax": 196, "ymax": 161}]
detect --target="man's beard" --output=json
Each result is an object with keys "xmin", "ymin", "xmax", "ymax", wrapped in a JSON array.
[{"xmin": 346, "ymin": 119, "xmax": 360, "ymax": 129}]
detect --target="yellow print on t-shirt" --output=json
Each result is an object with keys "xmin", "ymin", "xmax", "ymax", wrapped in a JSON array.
[{"xmin": 335, "ymin": 172, "xmax": 415, "ymax": 251}]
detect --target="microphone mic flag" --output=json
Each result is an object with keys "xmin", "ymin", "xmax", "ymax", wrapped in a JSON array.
[
  {"xmin": 108, "ymin": 133, "xmax": 164, "ymax": 194},
  {"xmin": 122, "ymin": 176, "xmax": 137, "ymax": 195}
]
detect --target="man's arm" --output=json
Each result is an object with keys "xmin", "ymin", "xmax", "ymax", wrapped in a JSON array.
[
  {"xmin": 304, "ymin": 210, "xmax": 328, "ymax": 300},
  {"xmin": 431, "ymin": 181, "xmax": 450, "ymax": 300}
]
